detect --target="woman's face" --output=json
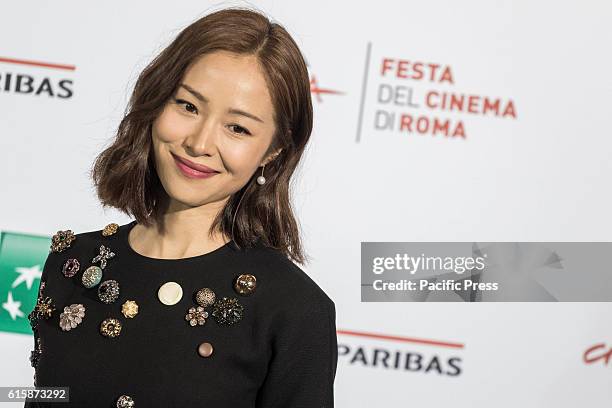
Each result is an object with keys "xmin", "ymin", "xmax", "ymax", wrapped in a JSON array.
[{"xmin": 152, "ymin": 51, "xmax": 281, "ymax": 211}]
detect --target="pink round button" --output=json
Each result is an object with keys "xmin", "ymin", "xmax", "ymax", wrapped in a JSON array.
[{"xmin": 198, "ymin": 342, "xmax": 214, "ymax": 357}]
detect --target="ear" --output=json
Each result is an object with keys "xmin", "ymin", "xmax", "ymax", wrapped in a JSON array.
[{"xmin": 261, "ymin": 147, "xmax": 283, "ymax": 166}]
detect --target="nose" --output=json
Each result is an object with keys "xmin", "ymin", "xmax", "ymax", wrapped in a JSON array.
[{"xmin": 183, "ymin": 115, "xmax": 218, "ymax": 156}]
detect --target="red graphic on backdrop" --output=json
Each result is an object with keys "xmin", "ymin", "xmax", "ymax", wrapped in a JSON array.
[
  {"xmin": 583, "ymin": 343, "xmax": 612, "ymax": 366},
  {"xmin": 0, "ymin": 56, "xmax": 75, "ymax": 71},
  {"xmin": 310, "ymin": 74, "xmax": 343, "ymax": 102}
]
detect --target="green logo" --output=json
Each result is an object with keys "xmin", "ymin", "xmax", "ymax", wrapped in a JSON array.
[{"xmin": 0, "ymin": 229, "xmax": 50, "ymax": 335}]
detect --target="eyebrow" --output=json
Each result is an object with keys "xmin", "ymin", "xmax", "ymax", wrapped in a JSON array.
[{"xmin": 179, "ymin": 83, "xmax": 265, "ymax": 124}]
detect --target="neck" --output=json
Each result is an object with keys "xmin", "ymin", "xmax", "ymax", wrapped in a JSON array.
[{"xmin": 129, "ymin": 199, "xmax": 230, "ymax": 259}]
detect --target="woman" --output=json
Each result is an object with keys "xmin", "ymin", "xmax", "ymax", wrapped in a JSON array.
[{"xmin": 26, "ymin": 7, "xmax": 337, "ymax": 407}]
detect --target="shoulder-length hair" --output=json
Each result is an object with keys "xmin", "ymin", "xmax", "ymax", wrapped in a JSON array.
[{"xmin": 91, "ymin": 7, "xmax": 313, "ymax": 265}]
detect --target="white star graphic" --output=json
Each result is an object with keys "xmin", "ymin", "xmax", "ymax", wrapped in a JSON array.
[
  {"xmin": 2, "ymin": 291, "xmax": 24, "ymax": 320},
  {"xmin": 12, "ymin": 264, "xmax": 43, "ymax": 290}
]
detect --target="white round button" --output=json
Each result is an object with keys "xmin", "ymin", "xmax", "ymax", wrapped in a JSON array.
[{"xmin": 158, "ymin": 281, "xmax": 183, "ymax": 305}]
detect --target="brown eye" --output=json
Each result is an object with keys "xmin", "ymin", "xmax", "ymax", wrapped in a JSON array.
[
  {"xmin": 229, "ymin": 124, "xmax": 251, "ymax": 135},
  {"xmin": 174, "ymin": 98, "xmax": 198, "ymax": 114}
]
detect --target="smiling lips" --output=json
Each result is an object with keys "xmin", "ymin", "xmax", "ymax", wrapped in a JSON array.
[{"xmin": 172, "ymin": 153, "xmax": 220, "ymax": 179}]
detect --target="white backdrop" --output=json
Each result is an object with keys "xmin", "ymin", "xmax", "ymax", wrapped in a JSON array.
[{"xmin": 1, "ymin": 1, "xmax": 611, "ymax": 406}]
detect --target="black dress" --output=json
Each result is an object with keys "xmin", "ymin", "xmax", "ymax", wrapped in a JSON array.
[{"xmin": 25, "ymin": 220, "xmax": 338, "ymax": 407}]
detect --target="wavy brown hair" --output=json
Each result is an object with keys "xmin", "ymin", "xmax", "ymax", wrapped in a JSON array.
[{"xmin": 91, "ymin": 7, "xmax": 313, "ymax": 265}]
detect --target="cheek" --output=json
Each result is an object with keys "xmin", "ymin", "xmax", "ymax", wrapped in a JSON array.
[
  {"xmin": 153, "ymin": 108, "xmax": 191, "ymax": 143},
  {"xmin": 220, "ymin": 139, "xmax": 266, "ymax": 177},
  {"xmin": 152, "ymin": 110, "xmax": 184, "ymax": 173}
]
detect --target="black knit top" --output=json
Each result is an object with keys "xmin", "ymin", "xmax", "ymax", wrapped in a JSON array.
[{"xmin": 25, "ymin": 220, "xmax": 337, "ymax": 407}]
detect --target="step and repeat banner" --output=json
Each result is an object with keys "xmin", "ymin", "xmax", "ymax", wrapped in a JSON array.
[{"xmin": 1, "ymin": 1, "xmax": 611, "ymax": 406}]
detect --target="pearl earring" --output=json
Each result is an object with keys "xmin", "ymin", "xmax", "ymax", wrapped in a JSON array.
[{"xmin": 256, "ymin": 165, "xmax": 266, "ymax": 185}]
